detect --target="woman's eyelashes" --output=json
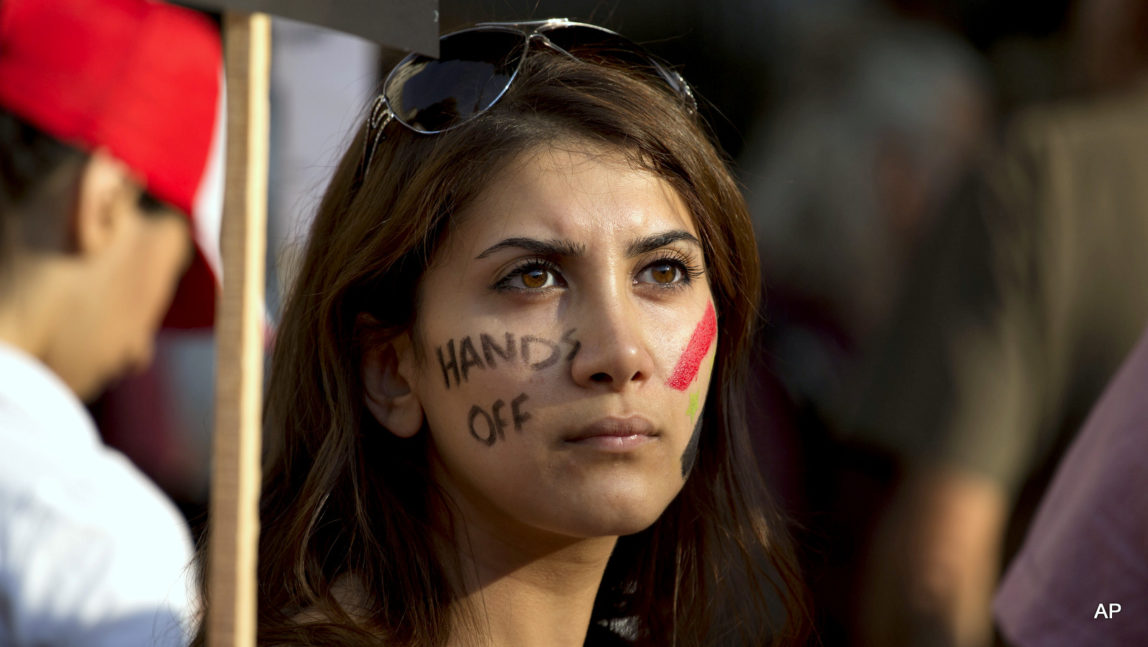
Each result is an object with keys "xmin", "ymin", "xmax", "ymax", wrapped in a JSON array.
[
  {"xmin": 491, "ymin": 251, "xmax": 704, "ymax": 293},
  {"xmin": 636, "ymin": 251, "xmax": 705, "ymax": 289},
  {"xmin": 493, "ymin": 258, "xmax": 566, "ymax": 292}
]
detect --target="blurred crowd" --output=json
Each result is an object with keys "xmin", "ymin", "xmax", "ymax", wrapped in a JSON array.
[{"xmin": 77, "ymin": 0, "xmax": 1147, "ymax": 645}]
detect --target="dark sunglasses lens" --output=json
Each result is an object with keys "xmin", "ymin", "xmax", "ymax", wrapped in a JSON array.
[{"xmin": 385, "ymin": 29, "xmax": 525, "ymax": 133}]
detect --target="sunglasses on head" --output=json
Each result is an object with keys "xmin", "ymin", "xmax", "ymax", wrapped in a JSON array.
[{"xmin": 361, "ymin": 18, "xmax": 697, "ymax": 174}]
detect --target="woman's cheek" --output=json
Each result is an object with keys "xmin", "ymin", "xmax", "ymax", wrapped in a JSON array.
[
  {"xmin": 664, "ymin": 301, "xmax": 717, "ymax": 478},
  {"xmin": 425, "ymin": 327, "xmax": 580, "ymax": 447}
]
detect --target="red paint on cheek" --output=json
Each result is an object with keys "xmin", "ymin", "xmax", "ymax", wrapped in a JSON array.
[{"xmin": 667, "ymin": 302, "xmax": 717, "ymax": 391}]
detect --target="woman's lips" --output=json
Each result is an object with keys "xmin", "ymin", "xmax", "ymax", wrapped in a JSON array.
[{"xmin": 564, "ymin": 416, "xmax": 658, "ymax": 451}]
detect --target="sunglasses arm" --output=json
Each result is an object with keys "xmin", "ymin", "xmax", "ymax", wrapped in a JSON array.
[{"xmin": 362, "ymin": 95, "xmax": 395, "ymax": 176}]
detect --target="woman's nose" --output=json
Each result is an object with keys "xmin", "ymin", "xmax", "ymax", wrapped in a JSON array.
[{"xmin": 568, "ymin": 297, "xmax": 655, "ymax": 392}]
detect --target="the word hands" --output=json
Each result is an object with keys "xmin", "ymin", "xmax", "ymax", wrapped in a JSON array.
[{"xmin": 437, "ymin": 329, "xmax": 580, "ymax": 389}]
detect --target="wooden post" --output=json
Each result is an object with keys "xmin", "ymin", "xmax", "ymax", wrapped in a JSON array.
[{"xmin": 208, "ymin": 11, "xmax": 270, "ymax": 647}]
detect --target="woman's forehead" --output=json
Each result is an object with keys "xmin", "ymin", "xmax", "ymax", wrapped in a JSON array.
[{"xmin": 441, "ymin": 141, "xmax": 698, "ymax": 258}]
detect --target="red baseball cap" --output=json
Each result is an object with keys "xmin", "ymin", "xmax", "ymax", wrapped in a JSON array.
[{"xmin": 0, "ymin": 0, "xmax": 223, "ymax": 328}]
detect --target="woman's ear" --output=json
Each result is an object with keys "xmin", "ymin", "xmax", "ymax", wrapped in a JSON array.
[{"xmin": 362, "ymin": 326, "xmax": 425, "ymax": 438}]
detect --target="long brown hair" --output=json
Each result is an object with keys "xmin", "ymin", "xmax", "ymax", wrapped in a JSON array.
[{"xmin": 196, "ymin": 42, "xmax": 809, "ymax": 647}]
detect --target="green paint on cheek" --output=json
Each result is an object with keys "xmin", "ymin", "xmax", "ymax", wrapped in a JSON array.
[
  {"xmin": 686, "ymin": 391, "xmax": 700, "ymax": 420},
  {"xmin": 685, "ymin": 352, "xmax": 715, "ymax": 422},
  {"xmin": 681, "ymin": 350, "xmax": 715, "ymax": 477}
]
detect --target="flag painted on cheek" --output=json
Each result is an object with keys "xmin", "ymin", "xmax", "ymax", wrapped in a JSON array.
[{"xmin": 667, "ymin": 302, "xmax": 717, "ymax": 391}]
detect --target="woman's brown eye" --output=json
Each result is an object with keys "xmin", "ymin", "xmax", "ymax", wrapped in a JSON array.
[
  {"xmin": 522, "ymin": 269, "xmax": 550, "ymax": 288},
  {"xmin": 651, "ymin": 263, "xmax": 677, "ymax": 284}
]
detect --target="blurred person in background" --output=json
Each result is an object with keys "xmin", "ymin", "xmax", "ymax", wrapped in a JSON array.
[
  {"xmin": 0, "ymin": 0, "xmax": 221, "ymax": 644},
  {"xmin": 91, "ymin": 14, "xmax": 379, "ymax": 535},
  {"xmin": 992, "ymin": 323, "xmax": 1148, "ymax": 646},
  {"xmin": 834, "ymin": 0, "xmax": 1148, "ymax": 645},
  {"xmin": 744, "ymin": 10, "xmax": 991, "ymax": 356},
  {"xmin": 991, "ymin": 0, "xmax": 1148, "ymax": 643},
  {"xmin": 739, "ymin": 8, "xmax": 992, "ymax": 643}
]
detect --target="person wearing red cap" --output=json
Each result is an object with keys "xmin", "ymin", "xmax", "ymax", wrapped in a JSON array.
[{"xmin": 0, "ymin": 0, "xmax": 221, "ymax": 644}]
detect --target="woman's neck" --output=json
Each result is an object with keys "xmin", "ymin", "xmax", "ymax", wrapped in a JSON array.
[{"xmin": 441, "ymin": 515, "xmax": 618, "ymax": 647}]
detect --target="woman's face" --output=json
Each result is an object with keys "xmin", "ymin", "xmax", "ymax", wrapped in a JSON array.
[{"xmin": 405, "ymin": 141, "xmax": 717, "ymax": 542}]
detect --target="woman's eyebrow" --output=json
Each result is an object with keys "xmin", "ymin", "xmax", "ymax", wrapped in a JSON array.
[
  {"xmin": 627, "ymin": 230, "xmax": 701, "ymax": 256},
  {"xmin": 474, "ymin": 231, "xmax": 700, "ymax": 260},
  {"xmin": 475, "ymin": 237, "xmax": 587, "ymax": 260}
]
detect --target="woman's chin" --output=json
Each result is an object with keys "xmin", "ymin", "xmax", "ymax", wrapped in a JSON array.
[{"xmin": 535, "ymin": 485, "xmax": 680, "ymax": 540}]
